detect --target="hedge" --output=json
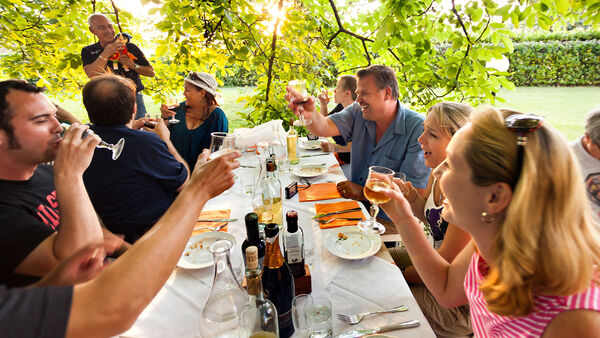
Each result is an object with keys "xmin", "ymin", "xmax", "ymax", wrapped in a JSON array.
[
  {"xmin": 513, "ymin": 29, "xmax": 600, "ymax": 42},
  {"xmin": 508, "ymin": 39, "xmax": 600, "ymax": 86}
]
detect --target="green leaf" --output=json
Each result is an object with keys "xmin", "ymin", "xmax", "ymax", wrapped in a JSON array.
[{"xmin": 555, "ymin": 0, "xmax": 569, "ymax": 14}]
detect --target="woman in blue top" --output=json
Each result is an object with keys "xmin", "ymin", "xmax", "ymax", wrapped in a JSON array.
[{"xmin": 160, "ymin": 71, "xmax": 228, "ymax": 169}]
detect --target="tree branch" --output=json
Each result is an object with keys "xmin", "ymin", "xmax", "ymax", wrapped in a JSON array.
[
  {"xmin": 325, "ymin": 0, "xmax": 373, "ymax": 63},
  {"xmin": 205, "ymin": 16, "xmax": 224, "ymax": 46},
  {"xmin": 451, "ymin": 0, "xmax": 472, "ymax": 45},
  {"xmin": 110, "ymin": 0, "xmax": 124, "ymax": 34},
  {"xmin": 233, "ymin": 12, "xmax": 268, "ymax": 59},
  {"xmin": 265, "ymin": 0, "xmax": 284, "ymax": 102}
]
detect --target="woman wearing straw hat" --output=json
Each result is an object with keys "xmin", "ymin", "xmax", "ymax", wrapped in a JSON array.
[{"xmin": 160, "ymin": 71, "xmax": 228, "ymax": 170}]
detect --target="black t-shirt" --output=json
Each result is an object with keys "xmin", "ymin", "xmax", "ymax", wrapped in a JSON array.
[
  {"xmin": 328, "ymin": 103, "xmax": 351, "ymax": 162},
  {"xmin": 0, "ymin": 284, "xmax": 72, "ymax": 337},
  {"xmin": 0, "ymin": 165, "xmax": 58, "ymax": 287},
  {"xmin": 81, "ymin": 41, "xmax": 150, "ymax": 92}
]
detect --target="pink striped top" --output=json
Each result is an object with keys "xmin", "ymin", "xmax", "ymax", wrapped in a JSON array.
[{"xmin": 464, "ymin": 252, "xmax": 600, "ymax": 337}]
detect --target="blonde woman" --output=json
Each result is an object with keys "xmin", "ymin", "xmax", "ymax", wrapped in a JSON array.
[
  {"xmin": 389, "ymin": 102, "xmax": 474, "ymax": 336},
  {"xmin": 382, "ymin": 108, "xmax": 600, "ymax": 336}
]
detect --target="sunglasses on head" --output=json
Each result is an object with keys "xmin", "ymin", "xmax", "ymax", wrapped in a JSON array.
[
  {"xmin": 188, "ymin": 71, "xmax": 210, "ymax": 87},
  {"xmin": 504, "ymin": 113, "xmax": 544, "ymax": 186}
]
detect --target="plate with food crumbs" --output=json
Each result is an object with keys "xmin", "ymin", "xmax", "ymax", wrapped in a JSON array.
[
  {"xmin": 324, "ymin": 226, "xmax": 381, "ymax": 260},
  {"xmin": 299, "ymin": 139, "xmax": 322, "ymax": 150},
  {"xmin": 177, "ymin": 232, "xmax": 236, "ymax": 269},
  {"xmin": 293, "ymin": 164, "xmax": 328, "ymax": 178}
]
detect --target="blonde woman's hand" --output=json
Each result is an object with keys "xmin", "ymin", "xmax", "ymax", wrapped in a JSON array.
[
  {"xmin": 380, "ymin": 178, "xmax": 415, "ymax": 223},
  {"xmin": 317, "ymin": 89, "xmax": 330, "ymax": 106}
]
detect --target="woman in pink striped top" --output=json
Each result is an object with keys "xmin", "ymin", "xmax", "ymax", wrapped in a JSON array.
[{"xmin": 382, "ymin": 107, "xmax": 600, "ymax": 337}]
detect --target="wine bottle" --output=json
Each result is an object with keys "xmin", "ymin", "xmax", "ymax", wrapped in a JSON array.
[
  {"xmin": 260, "ymin": 157, "xmax": 283, "ymax": 226},
  {"xmin": 283, "ymin": 210, "xmax": 306, "ymax": 277},
  {"xmin": 240, "ymin": 246, "xmax": 279, "ymax": 338},
  {"xmin": 242, "ymin": 212, "xmax": 266, "ymax": 268},
  {"xmin": 287, "ymin": 119, "xmax": 299, "ymax": 165},
  {"xmin": 262, "ymin": 223, "xmax": 295, "ymax": 338}
]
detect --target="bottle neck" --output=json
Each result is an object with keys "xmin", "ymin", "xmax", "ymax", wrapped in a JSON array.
[
  {"xmin": 246, "ymin": 223, "xmax": 260, "ymax": 244},
  {"xmin": 246, "ymin": 268, "xmax": 264, "ymax": 299},
  {"xmin": 264, "ymin": 234, "xmax": 285, "ymax": 268}
]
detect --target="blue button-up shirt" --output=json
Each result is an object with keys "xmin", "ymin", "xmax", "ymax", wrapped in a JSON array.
[{"xmin": 329, "ymin": 101, "xmax": 430, "ymax": 218}]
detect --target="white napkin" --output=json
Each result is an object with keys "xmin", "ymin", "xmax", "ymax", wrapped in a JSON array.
[{"xmin": 234, "ymin": 120, "xmax": 287, "ymax": 149}]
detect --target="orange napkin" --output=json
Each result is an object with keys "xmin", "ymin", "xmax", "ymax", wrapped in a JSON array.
[
  {"xmin": 192, "ymin": 209, "xmax": 231, "ymax": 236},
  {"xmin": 299, "ymin": 182, "xmax": 341, "ymax": 202},
  {"xmin": 314, "ymin": 201, "xmax": 365, "ymax": 229}
]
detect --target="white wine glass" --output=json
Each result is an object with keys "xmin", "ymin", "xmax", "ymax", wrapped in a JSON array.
[
  {"xmin": 60, "ymin": 123, "xmax": 125, "ymax": 160},
  {"xmin": 288, "ymin": 80, "xmax": 311, "ymax": 126},
  {"xmin": 358, "ymin": 166, "xmax": 395, "ymax": 234},
  {"xmin": 165, "ymin": 97, "xmax": 180, "ymax": 124}
]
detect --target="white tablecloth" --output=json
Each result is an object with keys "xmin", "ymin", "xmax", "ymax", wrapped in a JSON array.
[{"xmin": 120, "ymin": 145, "xmax": 434, "ymax": 337}]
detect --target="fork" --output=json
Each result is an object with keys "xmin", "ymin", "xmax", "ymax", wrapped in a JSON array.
[
  {"xmin": 314, "ymin": 217, "xmax": 363, "ymax": 224},
  {"xmin": 193, "ymin": 223, "xmax": 227, "ymax": 232},
  {"xmin": 337, "ymin": 305, "xmax": 409, "ymax": 324}
]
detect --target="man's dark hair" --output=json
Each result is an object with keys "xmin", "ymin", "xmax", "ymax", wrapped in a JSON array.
[
  {"xmin": 338, "ymin": 75, "xmax": 358, "ymax": 100},
  {"xmin": 356, "ymin": 65, "xmax": 399, "ymax": 100},
  {"xmin": 0, "ymin": 80, "xmax": 45, "ymax": 148},
  {"xmin": 83, "ymin": 74, "xmax": 136, "ymax": 126}
]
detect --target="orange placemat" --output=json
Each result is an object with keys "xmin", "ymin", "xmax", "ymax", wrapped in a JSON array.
[
  {"xmin": 192, "ymin": 209, "xmax": 231, "ymax": 236},
  {"xmin": 314, "ymin": 201, "xmax": 365, "ymax": 229},
  {"xmin": 298, "ymin": 182, "xmax": 341, "ymax": 202}
]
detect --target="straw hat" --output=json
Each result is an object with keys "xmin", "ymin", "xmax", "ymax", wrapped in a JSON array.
[{"xmin": 184, "ymin": 71, "xmax": 218, "ymax": 96}]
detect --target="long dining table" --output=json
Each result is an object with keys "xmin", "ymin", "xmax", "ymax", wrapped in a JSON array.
[{"xmin": 119, "ymin": 141, "xmax": 435, "ymax": 337}]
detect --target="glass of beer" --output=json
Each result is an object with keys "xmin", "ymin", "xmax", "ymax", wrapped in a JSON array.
[{"xmin": 358, "ymin": 166, "xmax": 395, "ymax": 234}]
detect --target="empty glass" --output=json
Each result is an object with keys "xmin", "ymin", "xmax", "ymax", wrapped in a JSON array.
[
  {"xmin": 60, "ymin": 123, "xmax": 125, "ymax": 160},
  {"xmin": 209, "ymin": 132, "xmax": 236, "ymax": 159},
  {"xmin": 292, "ymin": 294, "xmax": 314, "ymax": 338}
]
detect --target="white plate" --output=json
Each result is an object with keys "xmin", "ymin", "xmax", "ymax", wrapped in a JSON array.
[
  {"xmin": 292, "ymin": 165, "xmax": 328, "ymax": 178},
  {"xmin": 177, "ymin": 232, "xmax": 236, "ymax": 269},
  {"xmin": 324, "ymin": 226, "xmax": 381, "ymax": 260},
  {"xmin": 299, "ymin": 140, "xmax": 322, "ymax": 150}
]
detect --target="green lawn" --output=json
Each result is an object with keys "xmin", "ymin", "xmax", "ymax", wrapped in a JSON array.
[{"xmin": 51, "ymin": 86, "xmax": 598, "ymax": 142}]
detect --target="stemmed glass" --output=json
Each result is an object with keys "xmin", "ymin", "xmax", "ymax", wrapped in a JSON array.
[
  {"xmin": 60, "ymin": 123, "xmax": 125, "ymax": 160},
  {"xmin": 165, "ymin": 97, "xmax": 180, "ymax": 124},
  {"xmin": 288, "ymin": 80, "xmax": 312, "ymax": 126},
  {"xmin": 358, "ymin": 166, "xmax": 395, "ymax": 234}
]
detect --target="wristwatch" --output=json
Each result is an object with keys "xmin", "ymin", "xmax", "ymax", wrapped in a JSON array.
[{"xmin": 134, "ymin": 64, "xmax": 140, "ymax": 70}]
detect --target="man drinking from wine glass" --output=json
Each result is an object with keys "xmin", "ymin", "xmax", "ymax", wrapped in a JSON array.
[
  {"xmin": 81, "ymin": 74, "xmax": 190, "ymax": 244},
  {"xmin": 0, "ymin": 79, "xmax": 125, "ymax": 287},
  {"xmin": 286, "ymin": 65, "xmax": 429, "ymax": 224}
]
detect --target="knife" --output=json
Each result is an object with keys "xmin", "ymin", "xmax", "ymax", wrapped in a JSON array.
[
  {"xmin": 197, "ymin": 218, "xmax": 238, "ymax": 222},
  {"xmin": 313, "ymin": 207, "xmax": 362, "ymax": 219},
  {"xmin": 336, "ymin": 319, "xmax": 420, "ymax": 338},
  {"xmin": 300, "ymin": 153, "xmax": 329, "ymax": 157}
]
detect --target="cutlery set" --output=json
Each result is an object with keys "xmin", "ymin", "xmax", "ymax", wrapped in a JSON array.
[{"xmin": 336, "ymin": 305, "xmax": 419, "ymax": 337}]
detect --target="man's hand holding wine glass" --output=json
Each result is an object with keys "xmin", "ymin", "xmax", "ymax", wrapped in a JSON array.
[{"xmin": 55, "ymin": 123, "xmax": 101, "ymax": 177}]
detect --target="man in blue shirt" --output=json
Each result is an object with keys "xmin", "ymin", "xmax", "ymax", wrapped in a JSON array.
[
  {"xmin": 287, "ymin": 65, "xmax": 429, "ymax": 219},
  {"xmin": 82, "ymin": 74, "xmax": 189, "ymax": 243}
]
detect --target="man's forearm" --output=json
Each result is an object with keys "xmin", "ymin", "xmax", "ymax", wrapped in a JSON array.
[
  {"xmin": 306, "ymin": 115, "xmax": 340, "ymax": 137},
  {"xmin": 55, "ymin": 104, "xmax": 81, "ymax": 124},
  {"xmin": 134, "ymin": 65, "xmax": 155, "ymax": 78},
  {"xmin": 54, "ymin": 175, "xmax": 103, "ymax": 259},
  {"xmin": 165, "ymin": 140, "xmax": 190, "ymax": 183},
  {"xmin": 69, "ymin": 182, "xmax": 210, "ymax": 337},
  {"xmin": 84, "ymin": 52, "xmax": 112, "ymax": 78}
]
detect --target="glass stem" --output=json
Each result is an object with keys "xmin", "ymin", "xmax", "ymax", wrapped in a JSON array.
[{"xmin": 370, "ymin": 204, "xmax": 379, "ymax": 223}]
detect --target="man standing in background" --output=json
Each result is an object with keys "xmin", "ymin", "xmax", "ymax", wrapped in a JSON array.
[{"xmin": 81, "ymin": 13, "xmax": 155, "ymax": 119}]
